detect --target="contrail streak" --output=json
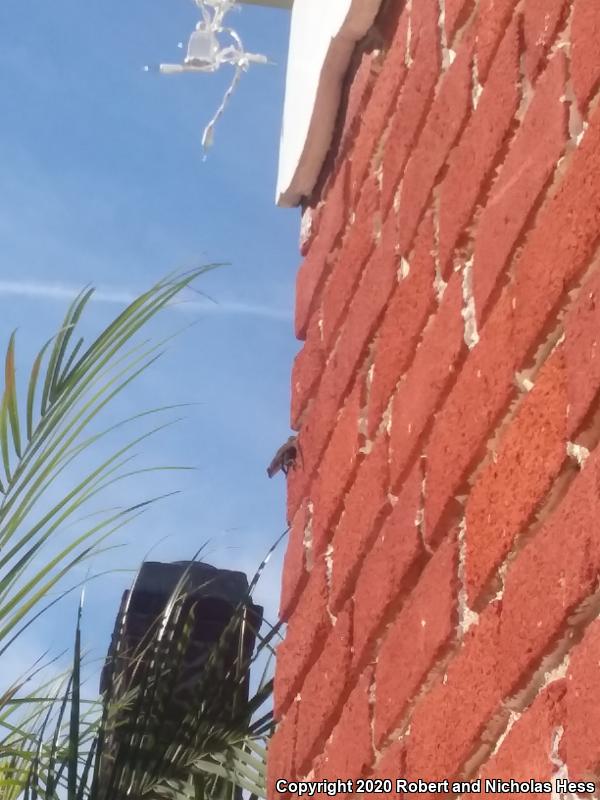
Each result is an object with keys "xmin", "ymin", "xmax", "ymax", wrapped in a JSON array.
[{"xmin": 0, "ymin": 279, "xmax": 292, "ymax": 323}]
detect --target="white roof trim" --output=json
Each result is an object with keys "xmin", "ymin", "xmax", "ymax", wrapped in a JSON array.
[{"xmin": 276, "ymin": 0, "xmax": 383, "ymax": 207}]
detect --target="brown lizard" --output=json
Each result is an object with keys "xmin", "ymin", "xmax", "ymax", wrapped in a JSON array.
[{"xmin": 267, "ymin": 435, "xmax": 299, "ymax": 478}]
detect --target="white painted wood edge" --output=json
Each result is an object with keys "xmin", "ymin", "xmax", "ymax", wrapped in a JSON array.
[{"xmin": 276, "ymin": 0, "xmax": 383, "ymax": 207}]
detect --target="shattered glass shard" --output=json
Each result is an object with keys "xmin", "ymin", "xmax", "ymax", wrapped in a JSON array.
[
  {"xmin": 185, "ymin": 26, "xmax": 220, "ymax": 70},
  {"xmin": 155, "ymin": 0, "xmax": 269, "ymax": 152}
]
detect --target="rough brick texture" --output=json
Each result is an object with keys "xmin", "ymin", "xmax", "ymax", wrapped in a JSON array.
[
  {"xmin": 367, "ymin": 213, "xmax": 436, "ymax": 437},
  {"xmin": 295, "ymin": 605, "xmax": 353, "ymax": 772},
  {"xmin": 271, "ymin": 0, "xmax": 600, "ymax": 794},
  {"xmin": 352, "ymin": 462, "xmax": 425, "ymax": 667},
  {"xmin": 279, "ymin": 501, "xmax": 310, "ymax": 622},
  {"xmin": 374, "ymin": 533, "xmax": 459, "ymax": 745},
  {"xmin": 438, "ymin": 18, "xmax": 520, "ymax": 274},
  {"xmin": 564, "ymin": 620, "xmax": 600, "ymax": 781},
  {"xmin": 465, "ymin": 348, "xmax": 568, "ymax": 606},
  {"xmin": 478, "ymin": 682, "xmax": 566, "ymax": 792},
  {"xmin": 313, "ymin": 668, "xmax": 374, "ymax": 782},
  {"xmin": 329, "ymin": 435, "xmax": 390, "ymax": 613}
]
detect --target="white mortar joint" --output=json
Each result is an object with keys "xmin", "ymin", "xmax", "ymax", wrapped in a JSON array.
[
  {"xmin": 304, "ymin": 501, "xmax": 315, "ymax": 569},
  {"xmin": 489, "ymin": 710, "xmax": 520, "ymax": 758},
  {"xmin": 514, "ymin": 370, "xmax": 535, "ymax": 392},
  {"xmin": 457, "ymin": 517, "xmax": 480, "ymax": 634},
  {"xmin": 300, "ymin": 207, "xmax": 315, "ymax": 251},
  {"xmin": 566, "ymin": 441, "xmax": 590, "ymax": 469},
  {"xmin": 434, "ymin": 268, "xmax": 448, "ymax": 303},
  {"xmin": 405, "ymin": 0, "xmax": 414, "ymax": 68},
  {"xmin": 325, "ymin": 543, "xmax": 334, "ymax": 590},
  {"xmin": 471, "ymin": 60, "xmax": 483, "ymax": 109},
  {"xmin": 550, "ymin": 726, "xmax": 581, "ymax": 800},
  {"xmin": 382, "ymin": 395, "xmax": 393, "ymax": 436},
  {"xmin": 461, "ymin": 257, "xmax": 480, "ymax": 349}
]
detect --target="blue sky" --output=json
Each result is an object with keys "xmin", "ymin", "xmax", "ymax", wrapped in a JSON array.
[{"xmin": 0, "ymin": 0, "xmax": 299, "ymax": 686}]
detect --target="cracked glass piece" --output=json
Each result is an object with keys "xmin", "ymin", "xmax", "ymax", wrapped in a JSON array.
[
  {"xmin": 155, "ymin": 0, "xmax": 269, "ymax": 152},
  {"xmin": 186, "ymin": 26, "xmax": 220, "ymax": 69}
]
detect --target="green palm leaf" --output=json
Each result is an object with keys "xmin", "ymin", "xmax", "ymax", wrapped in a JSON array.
[
  {"xmin": 0, "ymin": 269, "xmax": 212, "ymax": 663},
  {"xmin": 0, "ymin": 270, "xmax": 213, "ymax": 798},
  {"xmin": 0, "ymin": 268, "xmax": 285, "ymax": 800}
]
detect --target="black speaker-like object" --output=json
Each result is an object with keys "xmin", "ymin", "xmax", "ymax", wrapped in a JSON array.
[{"xmin": 98, "ymin": 561, "xmax": 263, "ymax": 800}]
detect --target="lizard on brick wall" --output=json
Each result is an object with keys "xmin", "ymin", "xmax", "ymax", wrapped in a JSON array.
[{"xmin": 267, "ymin": 435, "xmax": 299, "ymax": 478}]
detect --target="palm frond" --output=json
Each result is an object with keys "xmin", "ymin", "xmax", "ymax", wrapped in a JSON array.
[
  {"xmin": 0, "ymin": 270, "xmax": 211, "ymax": 659},
  {"xmin": 0, "ymin": 269, "xmax": 216, "ymax": 799},
  {"xmin": 0, "ymin": 269, "xmax": 289, "ymax": 800}
]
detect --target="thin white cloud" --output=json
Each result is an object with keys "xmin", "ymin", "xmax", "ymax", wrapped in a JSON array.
[{"xmin": 0, "ymin": 279, "xmax": 292, "ymax": 323}]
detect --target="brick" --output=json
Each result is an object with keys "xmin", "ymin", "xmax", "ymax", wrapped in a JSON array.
[
  {"xmin": 424, "ymin": 290, "xmax": 519, "ymax": 542},
  {"xmin": 375, "ymin": 534, "xmax": 459, "ymax": 745},
  {"xmin": 367, "ymin": 7, "xmax": 410, "ymax": 132},
  {"xmin": 321, "ymin": 176, "xmax": 380, "ymax": 347},
  {"xmin": 348, "ymin": 10, "xmax": 410, "ymax": 200},
  {"xmin": 338, "ymin": 210, "xmax": 402, "ymax": 351},
  {"xmin": 564, "ymin": 619, "xmax": 600, "ymax": 781},
  {"xmin": 371, "ymin": 740, "xmax": 406, "ymax": 786},
  {"xmin": 286, "ymin": 455, "xmax": 309, "ymax": 527},
  {"xmin": 286, "ymin": 352, "xmax": 366, "ymax": 523},
  {"xmin": 311, "ymin": 381, "xmax": 363, "ymax": 557},
  {"xmin": 362, "ymin": 742, "xmax": 406, "ymax": 800},
  {"xmin": 472, "ymin": 51, "xmax": 568, "ymax": 323},
  {"xmin": 479, "ymin": 682, "xmax": 566, "ymax": 796},
  {"xmin": 389, "ymin": 270, "xmax": 465, "ymax": 491},
  {"xmin": 267, "ymin": 700, "xmax": 299, "ymax": 800},
  {"xmin": 280, "ymin": 502, "xmax": 310, "ymax": 622},
  {"xmin": 340, "ymin": 50, "xmax": 381, "ymax": 159},
  {"xmin": 330, "ymin": 436, "xmax": 390, "ymax": 613},
  {"xmin": 381, "ymin": 0, "xmax": 441, "ymax": 215},
  {"xmin": 499, "ymin": 453, "xmax": 600, "ymax": 695},
  {"xmin": 315, "ymin": 669, "xmax": 374, "ymax": 781},
  {"xmin": 404, "ymin": 603, "xmax": 502, "ymax": 781},
  {"xmin": 465, "ymin": 349, "xmax": 568, "ymax": 606},
  {"xmin": 511, "ymin": 96, "xmax": 600, "ymax": 355},
  {"xmin": 407, "ymin": 494, "xmax": 599, "ymax": 782},
  {"xmin": 523, "ymin": 0, "xmax": 569, "ymax": 81},
  {"xmin": 353, "ymin": 462, "xmax": 425, "ymax": 666},
  {"xmin": 475, "ymin": 0, "xmax": 519, "ymax": 82},
  {"xmin": 565, "ymin": 267, "xmax": 600, "ymax": 435},
  {"xmin": 412, "ymin": 443, "xmax": 600, "ymax": 768},
  {"xmin": 445, "ymin": 0, "xmax": 475, "ymax": 44},
  {"xmin": 438, "ymin": 19, "xmax": 520, "ymax": 274},
  {"xmin": 397, "ymin": 31, "xmax": 474, "ymax": 256},
  {"xmin": 295, "ymin": 606, "xmax": 353, "ymax": 771},
  {"xmin": 572, "ymin": 0, "xmax": 600, "ymax": 110},
  {"xmin": 295, "ymin": 162, "xmax": 350, "ymax": 340},
  {"xmin": 291, "ymin": 216, "xmax": 401, "ymax": 510},
  {"xmin": 367, "ymin": 213, "xmax": 437, "ymax": 437},
  {"xmin": 274, "ymin": 559, "xmax": 330, "ymax": 719},
  {"xmin": 286, "ymin": 458, "xmax": 308, "ymax": 527},
  {"xmin": 291, "ymin": 313, "xmax": 324, "ymax": 429}
]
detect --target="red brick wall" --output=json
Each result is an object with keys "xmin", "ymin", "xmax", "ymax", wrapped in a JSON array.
[{"xmin": 270, "ymin": 0, "xmax": 600, "ymax": 794}]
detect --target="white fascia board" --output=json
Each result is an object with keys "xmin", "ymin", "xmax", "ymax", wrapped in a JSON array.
[{"xmin": 276, "ymin": 0, "xmax": 383, "ymax": 207}]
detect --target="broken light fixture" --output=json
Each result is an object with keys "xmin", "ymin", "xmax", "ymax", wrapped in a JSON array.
[{"xmin": 154, "ymin": 0, "xmax": 269, "ymax": 152}]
